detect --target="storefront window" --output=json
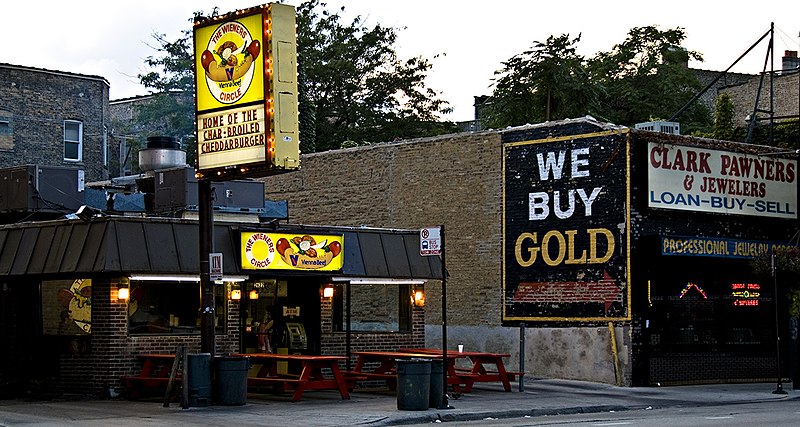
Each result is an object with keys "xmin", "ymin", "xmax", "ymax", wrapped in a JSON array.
[
  {"xmin": 332, "ymin": 283, "xmax": 411, "ymax": 332},
  {"xmin": 647, "ymin": 257, "xmax": 773, "ymax": 353},
  {"xmin": 128, "ymin": 280, "xmax": 226, "ymax": 335}
]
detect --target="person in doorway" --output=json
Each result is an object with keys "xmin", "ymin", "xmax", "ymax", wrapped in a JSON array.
[{"xmin": 257, "ymin": 312, "xmax": 274, "ymax": 352}]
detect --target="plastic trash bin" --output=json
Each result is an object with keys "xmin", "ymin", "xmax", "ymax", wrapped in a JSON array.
[
  {"xmin": 429, "ymin": 359, "xmax": 444, "ymax": 408},
  {"xmin": 214, "ymin": 356, "xmax": 250, "ymax": 405},
  {"xmin": 187, "ymin": 353, "xmax": 212, "ymax": 407},
  {"xmin": 396, "ymin": 358, "xmax": 431, "ymax": 410}
]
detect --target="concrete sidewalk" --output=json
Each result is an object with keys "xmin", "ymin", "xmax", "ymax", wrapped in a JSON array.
[{"xmin": 0, "ymin": 379, "xmax": 797, "ymax": 426}]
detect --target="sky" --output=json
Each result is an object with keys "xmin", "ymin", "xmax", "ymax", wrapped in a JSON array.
[{"xmin": 3, "ymin": 1, "xmax": 798, "ymax": 122}]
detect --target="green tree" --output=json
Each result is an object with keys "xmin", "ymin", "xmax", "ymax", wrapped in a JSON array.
[
  {"xmin": 484, "ymin": 34, "xmax": 598, "ymax": 128},
  {"xmin": 588, "ymin": 26, "xmax": 711, "ymax": 132},
  {"xmin": 136, "ymin": 30, "xmax": 197, "ymax": 167},
  {"xmin": 296, "ymin": 0, "xmax": 455, "ymax": 151},
  {"xmin": 711, "ymin": 93, "xmax": 735, "ymax": 140}
]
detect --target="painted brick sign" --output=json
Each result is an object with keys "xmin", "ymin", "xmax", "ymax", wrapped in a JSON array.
[{"xmin": 502, "ymin": 127, "xmax": 631, "ymax": 322}]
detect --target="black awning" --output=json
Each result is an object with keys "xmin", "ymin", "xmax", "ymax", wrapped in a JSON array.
[{"xmin": 0, "ymin": 217, "xmax": 442, "ymax": 280}]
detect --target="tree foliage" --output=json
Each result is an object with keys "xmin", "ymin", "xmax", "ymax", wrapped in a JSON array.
[
  {"xmin": 485, "ymin": 26, "xmax": 712, "ymax": 132},
  {"xmin": 135, "ymin": 30, "xmax": 197, "ymax": 166},
  {"xmin": 589, "ymin": 26, "xmax": 709, "ymax": 131},
  {"xmin": 296, "ymin": 0, "xmax": 455, "ymax": 151},
  {"xmin": 484, "ymin": 34, "xmax": 598, "ymax": 128},
  {"xmin": 712, "ymin": 93, "xmax": 735, "ymax": 140}
]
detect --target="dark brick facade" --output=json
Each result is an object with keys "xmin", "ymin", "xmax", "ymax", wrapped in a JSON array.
[{"xmin": 0, "ymin": 63, "xmax": 112, "ymax": 182}]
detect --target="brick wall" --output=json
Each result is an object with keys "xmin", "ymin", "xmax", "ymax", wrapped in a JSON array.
[
  {"xmin": 649, "ymin": 354, "xmax": 776, "ymax": 385},
  {"xmin": 0, "ymin": 64, "xmax": 111, "ymax": 182},
  {"xmin": 690, "ymin": 68, "xmax": 754, "ymax": 116},
  {"xmin": 264, "ymin": 132, "xmax": 503, "ymax": 328},
  {"xmin": 720, "ymin": 71, "xmax": 800, "ymax": 125},
  {"xmin": 46, "ymin": 278, "xmax": 241, "ymax": 397}
]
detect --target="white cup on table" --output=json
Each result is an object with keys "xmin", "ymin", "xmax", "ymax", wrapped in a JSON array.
[{"xmin": 458, "ymin": 344, "xmax": 463, "ymax": 353}]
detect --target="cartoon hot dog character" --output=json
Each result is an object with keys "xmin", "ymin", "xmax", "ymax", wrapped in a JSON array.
[
  {"xmin": 276, "ymin": 235, "xmax": 342, "ymax": 269},
  {"xmin": 200, "ymin": 39, "xmax": 260, "ymax": 82}
]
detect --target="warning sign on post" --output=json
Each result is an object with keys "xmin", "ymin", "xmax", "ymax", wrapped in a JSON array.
[
  {"xmin": 420, "ymin": 227, "xmax": 441, "ymax": 256},
  {"xmin": 210, "ymin": 252, "xmax": 223, "ymax": 281}
]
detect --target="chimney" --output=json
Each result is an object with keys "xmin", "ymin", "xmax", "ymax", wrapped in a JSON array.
[{"xmin": 782, "ymin": 50, "xmax": 799, "ymax": 73}]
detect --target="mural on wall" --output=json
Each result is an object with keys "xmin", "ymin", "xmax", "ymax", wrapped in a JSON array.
[
  {"xmin": 502, "ymin": 129, "xmax": 631, "ymax": 323},
  {"xmin": 42, "ymin": 279, "xmax": 92, "ymax": 335}
]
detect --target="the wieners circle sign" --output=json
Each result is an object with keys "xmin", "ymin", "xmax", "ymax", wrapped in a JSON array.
[
  {"xmin": 194, "ymin": 11, "xmax": 265, "ymax": 111},
  {"xmin": 200, "ymin": 21, "xmax": 259, "ymax": 104},
  {"xmin": 243, "ymin": 233, "xmax": 276, "ymax": 269}
]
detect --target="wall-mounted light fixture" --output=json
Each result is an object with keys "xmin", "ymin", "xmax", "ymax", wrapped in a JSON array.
[
  {"xmin": 117, "ymin": 287, "xmax": 130, "ymax": 301},
  {"xmin": 231, "ymin": 289, "xmax": 242, "ymax": 300},
  {"xmin": 323, "ymin": 285, "xmax": 334, "ymax": 298},
  {"xmin": 412, "ymin": 289, "xmax": 425, "ymax": 307},
  {"xmin": 249, "ymin": 290, "xmax": 259, "ymax": 300}
]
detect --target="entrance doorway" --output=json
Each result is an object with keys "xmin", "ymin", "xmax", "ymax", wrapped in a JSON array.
[{"xmin": 240, "ymin": 278, "xmax": 322, "ymax": 355}]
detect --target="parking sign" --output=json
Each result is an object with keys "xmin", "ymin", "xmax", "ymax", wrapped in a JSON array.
[{"xmin": 420, "ymin": 227, "xmax": 441, "ymax": 256}]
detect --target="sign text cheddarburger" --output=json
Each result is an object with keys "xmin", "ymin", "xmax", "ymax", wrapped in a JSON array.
[
  {"xmin": 197, "ymin": 104, "xmax": 266, "ymax": 165},
  {"xmin": 648, "ymin": 142, "xmax": 797, "ymax": 218}
]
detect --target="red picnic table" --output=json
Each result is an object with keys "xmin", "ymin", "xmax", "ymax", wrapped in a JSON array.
[
  {"xmin": 347, "ymin": 351, "xmax": 454, "ymax": 390},
  {"xmin": 399, "ymin": 348, "xmax": 522, "ymax": 392},
  {"xmin": 232, "ymin": 353, "xmax": 350, "ymax": 402},
  {"xmin": 122, "ymin": 353, "xmax": 181, "ymax": 400}
]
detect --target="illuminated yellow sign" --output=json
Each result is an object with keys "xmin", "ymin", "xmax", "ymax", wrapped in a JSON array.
[
  {"xmin": 197, "ymin": 104, "xmax": 266, "ymax": 170},
  {"xmin": 241, "ymin": 232, "xmax": 344, "ymax": 271},
  {"xmin": 193, "ymin": 3, "xmax": 299, "ymax": 179},
  {"xmin": 195, "ymin": 13, "xmax": 264, "ymax": 109}
]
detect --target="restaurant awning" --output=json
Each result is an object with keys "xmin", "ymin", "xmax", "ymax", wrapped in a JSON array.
[{"xmin": 0, "ymin": 217, "xmax": 442, "ymax": 280}]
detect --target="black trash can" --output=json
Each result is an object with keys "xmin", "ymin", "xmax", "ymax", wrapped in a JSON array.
[
  {"xmin": 187, "ymin": 353, "xmax": 212, "ymax": 407},
  {"xmin": 396, "ymin": 359, "xmax": 431, "ymax": 410},
  {"xmin": 429, "ymin": 359, "xmax": 444, "ymax": 408},
  {"xmin": 214, "ymin": 356, "xmax": 249, "ymax": 405}
]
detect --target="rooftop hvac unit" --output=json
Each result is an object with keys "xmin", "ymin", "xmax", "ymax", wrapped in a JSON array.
[
  {"xmin": 0, "ymin": 165, "xmax": 85, "ymax": 213},
  {"xmin": 152, "ymin": 166, "xmax": 265, "ymax": 212},
  {"xmin": 634, "ymin": 121, "xmax": 680, "ymax": 135}
]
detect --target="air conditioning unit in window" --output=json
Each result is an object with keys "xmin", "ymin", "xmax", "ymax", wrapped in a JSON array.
[{"xmin": 634, "ymin": 121, "xmax": 680, "ymax": 135}]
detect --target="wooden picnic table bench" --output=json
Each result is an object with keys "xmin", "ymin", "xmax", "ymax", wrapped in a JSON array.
[
  {"xmin": 232, "ymin": 353, "xmax": 349, "ymax": 402},
  {"xmin": 349, "ymin": 350, "xmax": 476, "ymax": 392},
  {"xmin": 122, "ymin": 353, "xmax": 181, "ymax": 400}
]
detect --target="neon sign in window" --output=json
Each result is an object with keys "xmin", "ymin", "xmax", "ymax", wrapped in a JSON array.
[
  {"xmin": 678, "ymin": 282, "xmax": 708, "ymax": 299},
  {"xmin": 731, "ymin": 283, "xmax": 760, "ymax": 307}
]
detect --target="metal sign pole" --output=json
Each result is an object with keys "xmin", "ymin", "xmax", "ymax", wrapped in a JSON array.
[
  {"xmin": 440, "ymin": 224, "xmax": 450, "ymax": 408},
  {"xmin": 519, "ymin": 321, "xmax": 525, "ymax": 392},
  {"xmin": 772, "ymin": 249, "xmax": 787, "ymax": 394},
  {"xmin": 199, "ymin": 179, "xmax": 215, "ymax": 356}
]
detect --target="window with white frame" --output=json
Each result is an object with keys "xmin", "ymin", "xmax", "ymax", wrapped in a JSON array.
[
  {"xmin": 64, "ymin": 120, "xmax": 83, "ymax": 161},
  {"xmin": 102, "ymin": 125, "xmax": 108, "ymax": 166}
]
